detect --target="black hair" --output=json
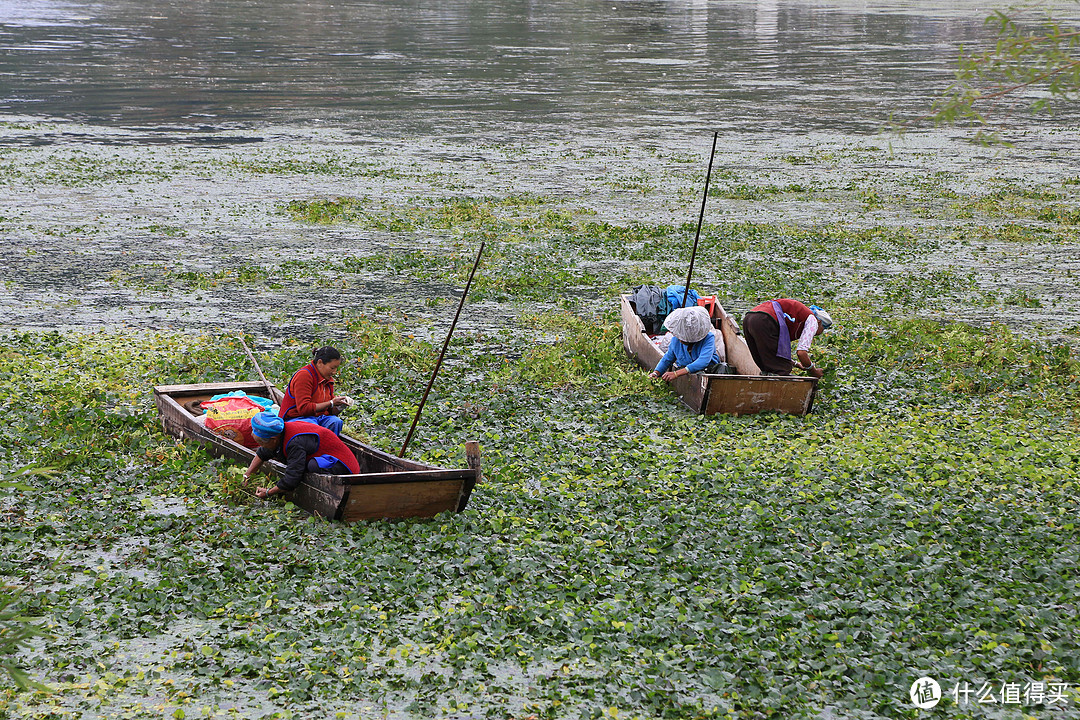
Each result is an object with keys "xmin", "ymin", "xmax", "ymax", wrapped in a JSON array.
[{"xmin": 312, "ymin": 346, "xmax": 341, "ymax": 364}]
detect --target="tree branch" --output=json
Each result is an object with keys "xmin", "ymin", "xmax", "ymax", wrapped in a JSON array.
[{"xmin": 973, "ymin": 58, "xmax": 1080, "ymax": 103}]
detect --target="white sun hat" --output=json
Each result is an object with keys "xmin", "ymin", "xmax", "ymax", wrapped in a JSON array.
[{"xmin": 665, "ymin": 306, "xmax": 713, "ymax": 343}]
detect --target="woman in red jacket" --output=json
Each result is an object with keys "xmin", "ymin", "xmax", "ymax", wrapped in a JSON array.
[
  {"xmin": 742, "ymin": 299, "xmax": 831, "ymax": 377},
  {"xmin": 278, "ymin": 346, "xmax": 348, "ymax": 435}
]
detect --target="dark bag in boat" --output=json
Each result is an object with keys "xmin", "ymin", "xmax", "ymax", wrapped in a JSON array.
[{"xmin": 629, "ymin": 284, "xmax": 667, "ymax": 334}]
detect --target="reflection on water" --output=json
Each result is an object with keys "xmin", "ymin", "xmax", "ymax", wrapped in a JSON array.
[
  {"xmin": 754, "ymin": 0, "xmax": 780, "ymax": 41},
  {"xmin": 2, "ymin": 0, "xmax": 1065, "ymax": 134}
]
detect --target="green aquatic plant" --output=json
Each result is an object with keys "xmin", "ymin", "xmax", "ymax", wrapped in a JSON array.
[
  {"xmin": 0, "ymin": 584, "xmax": 47, "ymax": 692},
  {"xmin": 3, "ymin": 129, "xmax": 1080, "ymax": 718},
  {"xmin": 0, "ymin": 467, "xmax": 54, "ymax": 693},
  {"xmin": 709, "ymin": 183, "xmax": 811, "ymax": 200},
  {"xmin": 1, "ymin": 320, "xmax": 1078, "ymax": 719}
]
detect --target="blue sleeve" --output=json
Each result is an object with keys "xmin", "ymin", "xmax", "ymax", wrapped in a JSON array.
[
  {"xmin": 684, "ymin": 333, "xmax": 717, "ymax": 373},
  {"xmin": 654, "ymin": 343, "xmax": 677, "ymax": 374}
]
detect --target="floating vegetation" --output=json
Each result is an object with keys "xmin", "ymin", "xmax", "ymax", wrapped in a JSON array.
[
  {"xmin": 0, "ymin": 151, "xmax": 173, "ymax": 187},
  {"xmin": 221, "ymin": 154, "xmax": 407, "ymax": 179},
  {"xmin": 709, "ymin": 182, "xmax": 812, "ymax": 200},
  {"xmin": 1, "ymin": 311, "xmax": 1079, "ymax": 718},
  {"xmin": 2, "ymin": 129, "xmax": 1080, "ymax": 719}
]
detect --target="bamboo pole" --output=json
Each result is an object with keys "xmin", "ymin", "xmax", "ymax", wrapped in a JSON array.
[
  {"xmin": 238, "ymin": 335, "xmax": 276, "ymax": 401},
  {"xmin": 399, "ymin": 242, "xmax": 485, "ymax": 458},
  {"xmin": 682, "ymin": 131, "xmax": 719, "ymax": 308}
]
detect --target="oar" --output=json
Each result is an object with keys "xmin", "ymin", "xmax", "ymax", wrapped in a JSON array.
[
  {"xmin": 682, "ymin": 131, "xmax": 719, "ymax": 308},
  {"xmin": 399, "ymin": 241, "xmax": 485, "ymax": 458},
  {"xmin": 238, "ymin": 335, "xmax": 276, "ymax": 402}
]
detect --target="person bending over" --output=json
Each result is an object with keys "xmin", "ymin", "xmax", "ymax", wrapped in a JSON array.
[
  {"xmin": 244, "ymin": 411, "xmax": 360, "ymax": 499},
  {"xmin": 741, "ymin": 299, "xmax": 831, "ymax": 378}
]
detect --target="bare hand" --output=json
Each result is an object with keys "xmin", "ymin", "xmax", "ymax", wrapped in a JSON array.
[
  {"xmin": 661, "ymin": 371, "xmax": 680, "ymax": 382},
  {"xmin": 255, "ymin": 486, "xmax": 277, "ymax": 499},
  {"xmin": 808, "ymin": 366, "xmax": 824, "ymax": 379},
  {"xmin": 648, "ymin": 371, "xmax": 660, "ymax": 379}
]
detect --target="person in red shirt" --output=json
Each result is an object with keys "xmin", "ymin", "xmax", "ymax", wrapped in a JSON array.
[
  {"xmin": 741, "ymin": 299, "xmax": 831, "ymax": 377},
  {"xmin": 243, "ymin": 412, "xmax": 361, "ymax": 499},
  {"xmin": 278, "ymin": 346, "xmax": 348, "ymax": 435}
]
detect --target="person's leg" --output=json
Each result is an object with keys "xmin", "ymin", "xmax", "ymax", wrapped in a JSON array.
[
  {"xmin": 316, "ymin": 415, "xmax": 344, "ymax": 436},
  {"xmin": 293, "ymin": 415, "xmax": 344, "ymax": 435},
  {"xmin": 307, "ymin": 456, "xmax": 353, "ymax": 475},
  {"xmin": 323, "ymin": 459, "xmax": 351, "ymax": 475},
  {"xmin": 742, "ymin": 312, "xmax": 768, "ymax": 370}
]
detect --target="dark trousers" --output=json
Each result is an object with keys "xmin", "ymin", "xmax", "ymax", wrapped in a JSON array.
[
  {"xmin": 742, "ymin": 311, "xmax": 794, "ymax": 375},
  {"xmin": 306, "ymin": 459, "xmax": 352, "ymax": 475}
]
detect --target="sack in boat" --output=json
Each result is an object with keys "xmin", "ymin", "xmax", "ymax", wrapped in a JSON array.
[
  {"xmin": 201, "ymin": 396, "xmax": 264, "ymax": 448},
  {"xmin": 629, "ymin": 284, "xmax": 667, "ymax": 335},
  {"xmin": 209, "ymin": 390, "xmax": 273, "ymax": 411},
  {"xmin": 664, "ymin": 285, "xmax": 700, "ymax": 314}
]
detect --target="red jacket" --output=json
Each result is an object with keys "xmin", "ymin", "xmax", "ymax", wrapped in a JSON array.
[
  {"xmin": 750, "ymin": 299, "xmax": 814, "ymax": 340},
  {"xmin": 279, "ymin": 363, "xmax": 334, "ymax": 420},
  {"xmin": 283, "ymin": 422, "xmax": 360, "ymax": 474}
]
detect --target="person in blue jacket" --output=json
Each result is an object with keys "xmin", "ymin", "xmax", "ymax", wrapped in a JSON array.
[{"xmin": 648, "ymin": 306, "xmax": 723, "ymax": 381}]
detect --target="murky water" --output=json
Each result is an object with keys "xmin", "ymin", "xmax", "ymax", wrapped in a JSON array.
[
  {"xmin": 3, "ymin": 5, "xmax": 1080, "ymax": 716},
  {"xmin": 3, "ymin": 0, "xmax": 1076, "ymax": 134},
  {"xmin": 1, "ymin": 0, "xmax": 1079, "ymax": 341}
]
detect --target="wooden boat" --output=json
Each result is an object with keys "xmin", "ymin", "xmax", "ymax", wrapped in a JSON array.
[
  {"xmin": 620, "ymin": 295, "xmax": 818, "ymax": 416},
  {"xmin": 154, "ymin": 381, "xmax": 480, "ymax": 522}
]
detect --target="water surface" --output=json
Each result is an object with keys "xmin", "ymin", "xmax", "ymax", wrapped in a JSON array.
[{"xmin": 5, "ymin": 0, "xmax": 1073, "ymax": 135}]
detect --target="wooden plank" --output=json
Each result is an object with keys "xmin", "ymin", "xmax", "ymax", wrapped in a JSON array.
[
  {"xmin": 337, "ymin": 469, "xmax": 478, "ymax": 486},
  {"xmin": 341, "ymin": 439, "xmax": 430, "ymax": 473},
  {"xmin": 154, "ymin": 381, "xmax": 271, "ymax": 396},
  {"xmin": 341, "ymin": 480, "xmax": 466, "ymax": 522},
  {"xmin": 702, "ymin": 375, "xmax": 816, "ymax": 416},
  {"xmin": 715, "ymin": 303, "xmax": 761, "ymax": 376},
  {"xmin": 284, "ymin": 476, "xmax": 345, "ymax": 520}
]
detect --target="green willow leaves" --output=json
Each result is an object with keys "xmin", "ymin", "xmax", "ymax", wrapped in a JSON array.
[{"xmin": 934, "ymin": 8, "xmax": 1080, "ymax": 141}]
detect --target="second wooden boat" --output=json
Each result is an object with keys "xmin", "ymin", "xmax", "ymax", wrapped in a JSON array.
[
  {"xmin": 621, "ymin": 295, "xmax": 818, "ymax": 416},
  {"xmin": 154, "ymin": 381, "xmax": 480, "ymax": 522}
]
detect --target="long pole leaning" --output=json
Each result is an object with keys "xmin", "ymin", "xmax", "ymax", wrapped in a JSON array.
[
  {"xmin": 399, "ymin": 241, "xmax": 485, "ymax": 458},
  {"xmin": 239, "ymin": 335, "xmax": 276, "ymax": 401},
  {"xmin": 682, "ymin": 131, "xmax": 719, "ymax": 308}
]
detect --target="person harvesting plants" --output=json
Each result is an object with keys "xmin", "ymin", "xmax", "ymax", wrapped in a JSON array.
[
  {"xmin": 741, "ymin": 299, "xmax": 831, "ymax": 378},
  {"xmin": 244, "ymin": 412, "xmax": 360, "ymax": 499}
]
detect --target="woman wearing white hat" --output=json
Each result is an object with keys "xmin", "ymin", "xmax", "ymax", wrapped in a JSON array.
[
  {"xmin": 648, "ymin": 306, "xmax": 723, "ymax": 382},
  {"xmin": 741, "ymin": 299, "xmax": 831, "ymax": 378}
]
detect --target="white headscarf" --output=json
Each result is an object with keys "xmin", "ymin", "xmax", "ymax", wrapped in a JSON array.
[
  {"xmin": 809, "ymin": 305, "xmax": 833, "ymax": 330},
  {"xmin": 665, "ymin": 306, "xmax": 713, "ymax": 343}
]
